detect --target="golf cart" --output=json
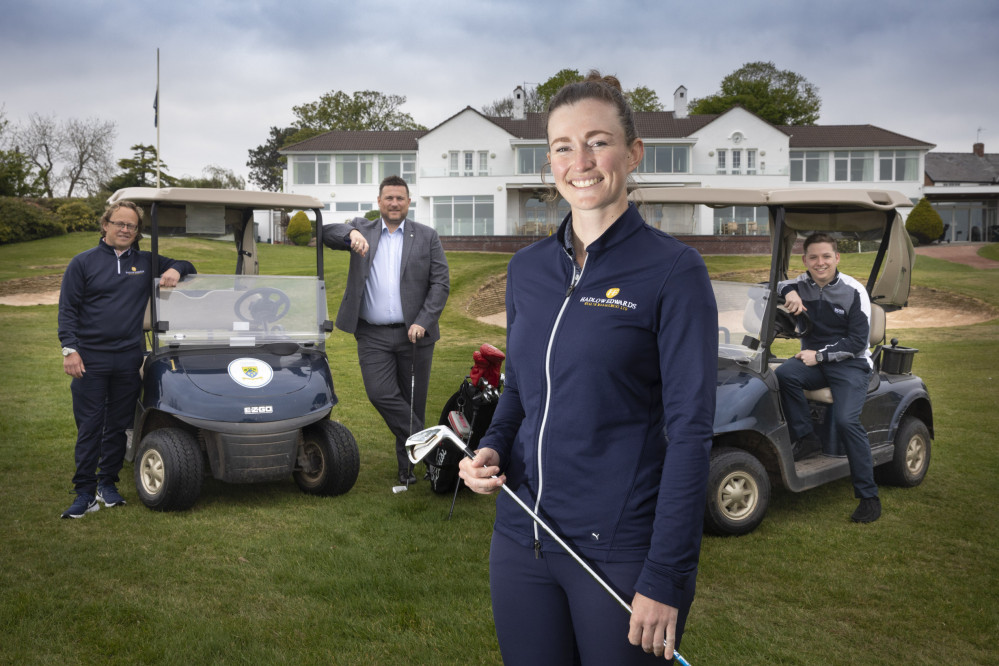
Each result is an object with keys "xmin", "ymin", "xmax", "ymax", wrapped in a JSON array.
[
  {"xmin": 110, "ymin": 187, "xmax": 359, "ymax": 511},
  {"xmin": 631, "ymin": 187, "xmax": 933, "ymax": 535}
]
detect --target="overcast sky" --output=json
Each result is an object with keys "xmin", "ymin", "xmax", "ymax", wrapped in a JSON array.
[{"xmin": 2, "ymin": 0, "xmax": 996, "ymax": 189}]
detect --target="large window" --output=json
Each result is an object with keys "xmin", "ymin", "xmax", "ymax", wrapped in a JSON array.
[
  {"xmin": 378, "ymin": 153, "xmax": 416, "ymax": 183},
  {"xmin": 638, "ymin": 145, "xmax": 689, "ymax": 174},
  {"xmin": 834, "ymin": 151, "xmax": 874, "ymax": 182},
  {"xmin": 790, "ymin": 151, "xmax": 829, "ymax": 182},
  {"xmin": 714, "ymin": 206, "xmax": 769, "ymax": 235},
  {"xmin": 716, "ymin": 149, "xmax": 727, "ymax": 175},
  {"xmin": 879, "ymin": 150, "xmax": 919, "ymax": 181},
  {"xmin": 336, "ymin": 154, "xmax": 373, "ymax": 184},
  {"xmin": 517, "ymin": 146, "xmax": 548, "ymax": 174},
  {"xmin": 293, "ymin": 155, "xmax": 331, "ymax": 185},
  {"xmin": 433, "ymin": 196, "xmax": 494, "ymax": 235}
]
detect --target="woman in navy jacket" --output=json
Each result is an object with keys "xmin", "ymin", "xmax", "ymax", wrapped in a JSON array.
[{"xmin": 459, "ymin": 72, "xmax": 717, "ymax": 664}]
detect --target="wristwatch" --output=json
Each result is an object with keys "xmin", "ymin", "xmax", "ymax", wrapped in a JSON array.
[
  {"xmin": 815, "ymin": 351, "xmax": 824, "ymax": 363},
  {"xmin": 61, "ymin": 347, "xmax": 77, "ymax": 357}
]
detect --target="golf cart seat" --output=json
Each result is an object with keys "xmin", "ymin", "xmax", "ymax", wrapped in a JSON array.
[{"xmin": 803, "ymin": 302, "xmax": 885, "ymax": 403}]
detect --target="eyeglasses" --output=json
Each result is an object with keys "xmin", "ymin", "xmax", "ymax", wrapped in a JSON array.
[{"xmin": 108, "ymin": 221, "xmax": 139, "ymax": 232}]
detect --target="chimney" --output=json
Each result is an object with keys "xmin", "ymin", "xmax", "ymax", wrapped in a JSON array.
[
  {"xmin": 674, "ymin": 85, "xmax": 688, "ymax": 119},
  {"xmin": 513, "ymin": 86, "xmax": 525, "ymax": 120},
  {"xmin": 973, "ymin": 142, "xmax": 985, "ymax": 157}
]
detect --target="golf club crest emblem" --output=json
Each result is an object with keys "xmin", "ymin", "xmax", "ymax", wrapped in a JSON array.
[{"xmin": 228, "ymin": 358, "xmax": 274, "ymax": 388}]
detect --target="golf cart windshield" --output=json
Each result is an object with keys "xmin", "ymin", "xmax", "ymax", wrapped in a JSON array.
[
  {"xmin": 714, "ymin": 280, "xmax": 769, "ymax": 364},
  {"xmin": 155, "ymin": 274, "xmax": 328, "ymax": 350}
]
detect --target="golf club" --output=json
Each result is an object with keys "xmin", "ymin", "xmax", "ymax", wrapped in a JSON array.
[
  {"xmin": 405, "ymin": 425, "xmax": 692, "ymax": 665},
  {"xmin": 391, "ymin": 339, "xmax": 419, "ymax": 495}
]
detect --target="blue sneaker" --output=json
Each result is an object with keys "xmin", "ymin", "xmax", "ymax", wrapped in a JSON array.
[
  {"xmin": 97, "ymin": 483, "xmax": 127, "ymax": 508},
  {"xmin": 61, "ymin": 493, "xmax": 99, "ymax": 519}
]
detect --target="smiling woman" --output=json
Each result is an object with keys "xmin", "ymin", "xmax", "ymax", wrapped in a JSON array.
[{"xmin": 457, "ymin": 71, "xmax": 717, "ymax": 665}]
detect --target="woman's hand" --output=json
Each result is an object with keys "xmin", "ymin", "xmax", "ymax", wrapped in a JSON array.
[
  {"xmin": 458, "ymin": 447, "xmax": 505, "ymax": 495},
  {"xmin": 628, "ymin": 592, "xmax": 678, "ymax": 660}
]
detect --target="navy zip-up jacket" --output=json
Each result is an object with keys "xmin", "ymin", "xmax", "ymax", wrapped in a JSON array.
[
  {"xmin": 58, "ymin": 239, "xmax": 196, "ymax": 352},
  {"xmin": 778, "ymin": 270, "xmax": 872, "ymax": 368},
  {"xmin": 479, "ymin": 204, "xmax": 718, "ymax": 610}
]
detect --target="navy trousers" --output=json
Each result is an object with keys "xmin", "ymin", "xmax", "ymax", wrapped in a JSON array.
[
  {"xmin": 489, "ymin": 531, "xmax": 693, "ymax": 666},
  {"xmin": 70, "ymin": 347, "xmax": 143, "ymax": 494},
  {"xmin": 776, "ymin": 356, "xmax": 878, "ymax": 499},
  {"xmin": 354, "ymin": 320, "xmax": 435, "ymax": 472}
]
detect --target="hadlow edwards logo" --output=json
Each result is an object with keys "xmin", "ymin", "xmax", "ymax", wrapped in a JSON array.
[{"xmin": 579, "ymin": 287, "xmax": 637, "ymax": 312}]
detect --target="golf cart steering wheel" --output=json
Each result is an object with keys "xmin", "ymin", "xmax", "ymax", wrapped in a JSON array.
[
  {"xmin": 234, "ymin": 287, "xmax": 291, "ymax": 326},
  {"xmin": 774, "ymin": 295, "xmax": 813, "ymax": 339}
]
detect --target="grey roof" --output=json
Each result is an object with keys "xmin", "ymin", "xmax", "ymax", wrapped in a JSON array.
[
  {"xmin": 281, "ymin": 129, "xmax": 427, "ymax": 153},
  {"xmin": 779, "ymin": 124, "xmax": 934, "ymax": 149},
  {"xmin": 925, "ymin": 152, "xmax": 999, "ymax": 184},
  {"xmin": 278, "ymin": 112, "xmax": 934, "ymax": 153}
]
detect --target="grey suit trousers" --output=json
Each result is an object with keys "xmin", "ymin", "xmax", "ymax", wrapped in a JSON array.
[{"xmin": 355, "ymin": 320, "xmax": 436, "ymax": 472}]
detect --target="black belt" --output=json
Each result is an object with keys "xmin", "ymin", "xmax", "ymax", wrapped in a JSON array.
[{"xmin": 361, "ymin": 319, "xmax": 405, "ymax": 329}]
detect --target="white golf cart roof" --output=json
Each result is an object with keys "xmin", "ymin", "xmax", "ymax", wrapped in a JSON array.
[
  {"xmin": 630, "ymin": 186, "xmax": 916, "ymax": 310},
  {"xmin": 108, "ymin": 187, "xmax": 323, "ymax": 211}
]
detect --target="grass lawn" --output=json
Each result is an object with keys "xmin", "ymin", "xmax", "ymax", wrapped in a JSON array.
[{"xmin": 1, "ymin": 235, "xmax": 997, "ymax": 664}]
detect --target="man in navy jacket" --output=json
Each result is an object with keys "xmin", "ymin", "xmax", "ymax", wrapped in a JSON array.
[
  {"xmin": 58, "ymin": 201, "xmax": 195, "ymax": 519},
  {"xmin": 777, "ymin": 232, "xmax": 880, "ymax": 523}
]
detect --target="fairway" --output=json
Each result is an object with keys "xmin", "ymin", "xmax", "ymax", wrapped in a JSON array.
[{"xmin": 1, "ymin": 234, "xmax": 997, "ymax": 664}]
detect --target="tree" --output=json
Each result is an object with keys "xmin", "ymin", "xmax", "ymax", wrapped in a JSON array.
[
  {"xmin": 247, "ymin": 126, "xmax": 297, "ymax": 192},
  {"xmin": 626, "ymin": 86, "xmax": 664, "ymax": 112},
  {"xmin": 286, "ymin": 210, "xmax": 312, "ymax": 246},
  {"xmin": 482, "ymin": 86, "xmax": 543, "ymax": 116},
  {"xmin": 292, "ymin": 90, "xmax": 426, "ymax": 132},
  {"xmin": 905, "ymin": 198, "xmax": 944, "ymax": 245},
  {"xmin": 482, "ymin": 70, "xmax": 664, "ymax": 117},
  {"xmin": 0, "ymin": 113, "xmax": 42, "ymax": 196},
  {"xmin": 535, "ymin": 69, "xmax": 584, "ymax": 110},
  {"xmin": 61, "ymin": 117, "xmax": 116, "ymax": 197},
  {"xmin": 104, "ymin": 144, "xmax": 172, "ymax": 192},
  {"xmin": 689, "ymin": 61, "xmax": 821, "ymax": 125},
  {"xmin": 16, "ymin": 114, "xmax": 62, "ymax": 197},
  {"xmin": 247, "ymin": 90, "xmax": 424, "ymax": 192},
  {"xmin": 175, "ymin": 165, "xmax": 245, "ymax": 190}
]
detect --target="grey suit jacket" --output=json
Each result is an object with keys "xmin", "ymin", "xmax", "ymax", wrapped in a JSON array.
[{"xmin": 322, "ymin": 217, "xmax": 450, "ymax": 342}]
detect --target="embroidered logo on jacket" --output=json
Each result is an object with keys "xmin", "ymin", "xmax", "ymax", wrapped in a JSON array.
[{"xmin": 579, "ymin": 287, "xmax": 637, "ymax": 312}]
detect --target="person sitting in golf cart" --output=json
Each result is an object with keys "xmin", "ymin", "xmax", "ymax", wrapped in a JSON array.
[{"xmin": 776, "ymin": 232, "xmax": 881, "ymax": 524}]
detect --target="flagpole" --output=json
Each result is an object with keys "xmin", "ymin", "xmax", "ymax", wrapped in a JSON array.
[{"xmin": 156, "ymin": 48, "xmax": 161, "ymax": 189}]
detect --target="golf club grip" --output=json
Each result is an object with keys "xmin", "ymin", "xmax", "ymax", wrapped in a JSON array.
[{"xmin": 461, "ymin": 448, "xmax": 691, "ymax": 665}]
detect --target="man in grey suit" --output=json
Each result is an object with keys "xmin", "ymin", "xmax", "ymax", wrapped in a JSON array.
[{"xmin": 322, "ymin": 175, "xmax": 450, "ymax": 485}]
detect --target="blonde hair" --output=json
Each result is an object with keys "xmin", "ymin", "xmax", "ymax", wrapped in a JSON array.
[{"xmin": 100, "ymin": 200, "xmax": 144, "ymax": 248}]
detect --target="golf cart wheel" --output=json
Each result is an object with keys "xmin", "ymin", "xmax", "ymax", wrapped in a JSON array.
[
  {"xmin": 704, "ymin": 447, "xmax": 771, "ymax": 536},
  {"xmin": 134, "ymin": 428, "xmax": 204, "ymax": 512},
  {"xmin": 294, "ymin": 420, "xmax": 360, "ymax": 496},
  {"xmin": 875, "ymin": 416, "xmax": 931, "ymax": 487}
]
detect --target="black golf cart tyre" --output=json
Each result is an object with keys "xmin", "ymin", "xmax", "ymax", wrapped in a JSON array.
[
  {"xmin": 704, "ymin": 447, "xmax": 771, "ymax": 536},
  {"xmin": 134, "ymin": 428, "xmax": 204, "ymax": 512},
  {"xmin": 294, "ymin": 420, "xmax": 360, "ymax": 496},
  {"xmin": 875, "ymin": 415, "xmax": 931, "ymax": 487}
]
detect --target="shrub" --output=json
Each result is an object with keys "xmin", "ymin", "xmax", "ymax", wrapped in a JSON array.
[
  {"xmin": 57, "ymin": 200, "xmax": 101, "ymax": 232},
  {"xmin": 0, "ymin": 197, "xmax": 66, "ymax": 245},
  {"xmin": 905, "ymin": 198, "xmax": 944, "ymax": 245},
  {"xmin": 286, "ymin": 211, "xmax": 313, "ymax": 246}
]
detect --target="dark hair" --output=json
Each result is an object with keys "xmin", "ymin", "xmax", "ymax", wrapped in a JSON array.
[
  {"xmin": 545, "ymin": 70, "xmax": 638, "ymax": 147},
  {"xmin": 100, "ymin": 200, "xmax": 144, "ymax": 248},
  {"xmin": 803, "ymin": 232, "xmax": 837, "ymax": 253},
  {"xmin": 379, "ymin": 175, "xmax": 409, "ymax": 197}
]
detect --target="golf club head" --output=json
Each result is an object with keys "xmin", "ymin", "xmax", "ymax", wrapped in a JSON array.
[{"xmin": 406, "ymin": 425, "xmax": 468, "ymax": 465}]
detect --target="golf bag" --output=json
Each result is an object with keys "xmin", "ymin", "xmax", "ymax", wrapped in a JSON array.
[{"xmin": 425, "ymin": 344, "xmax": 505, "ymax": 494}]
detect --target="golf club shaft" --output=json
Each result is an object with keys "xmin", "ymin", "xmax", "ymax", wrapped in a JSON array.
[{"xmin": 459, "ymin": 445, "xmax": 691, "ymax": 665}]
